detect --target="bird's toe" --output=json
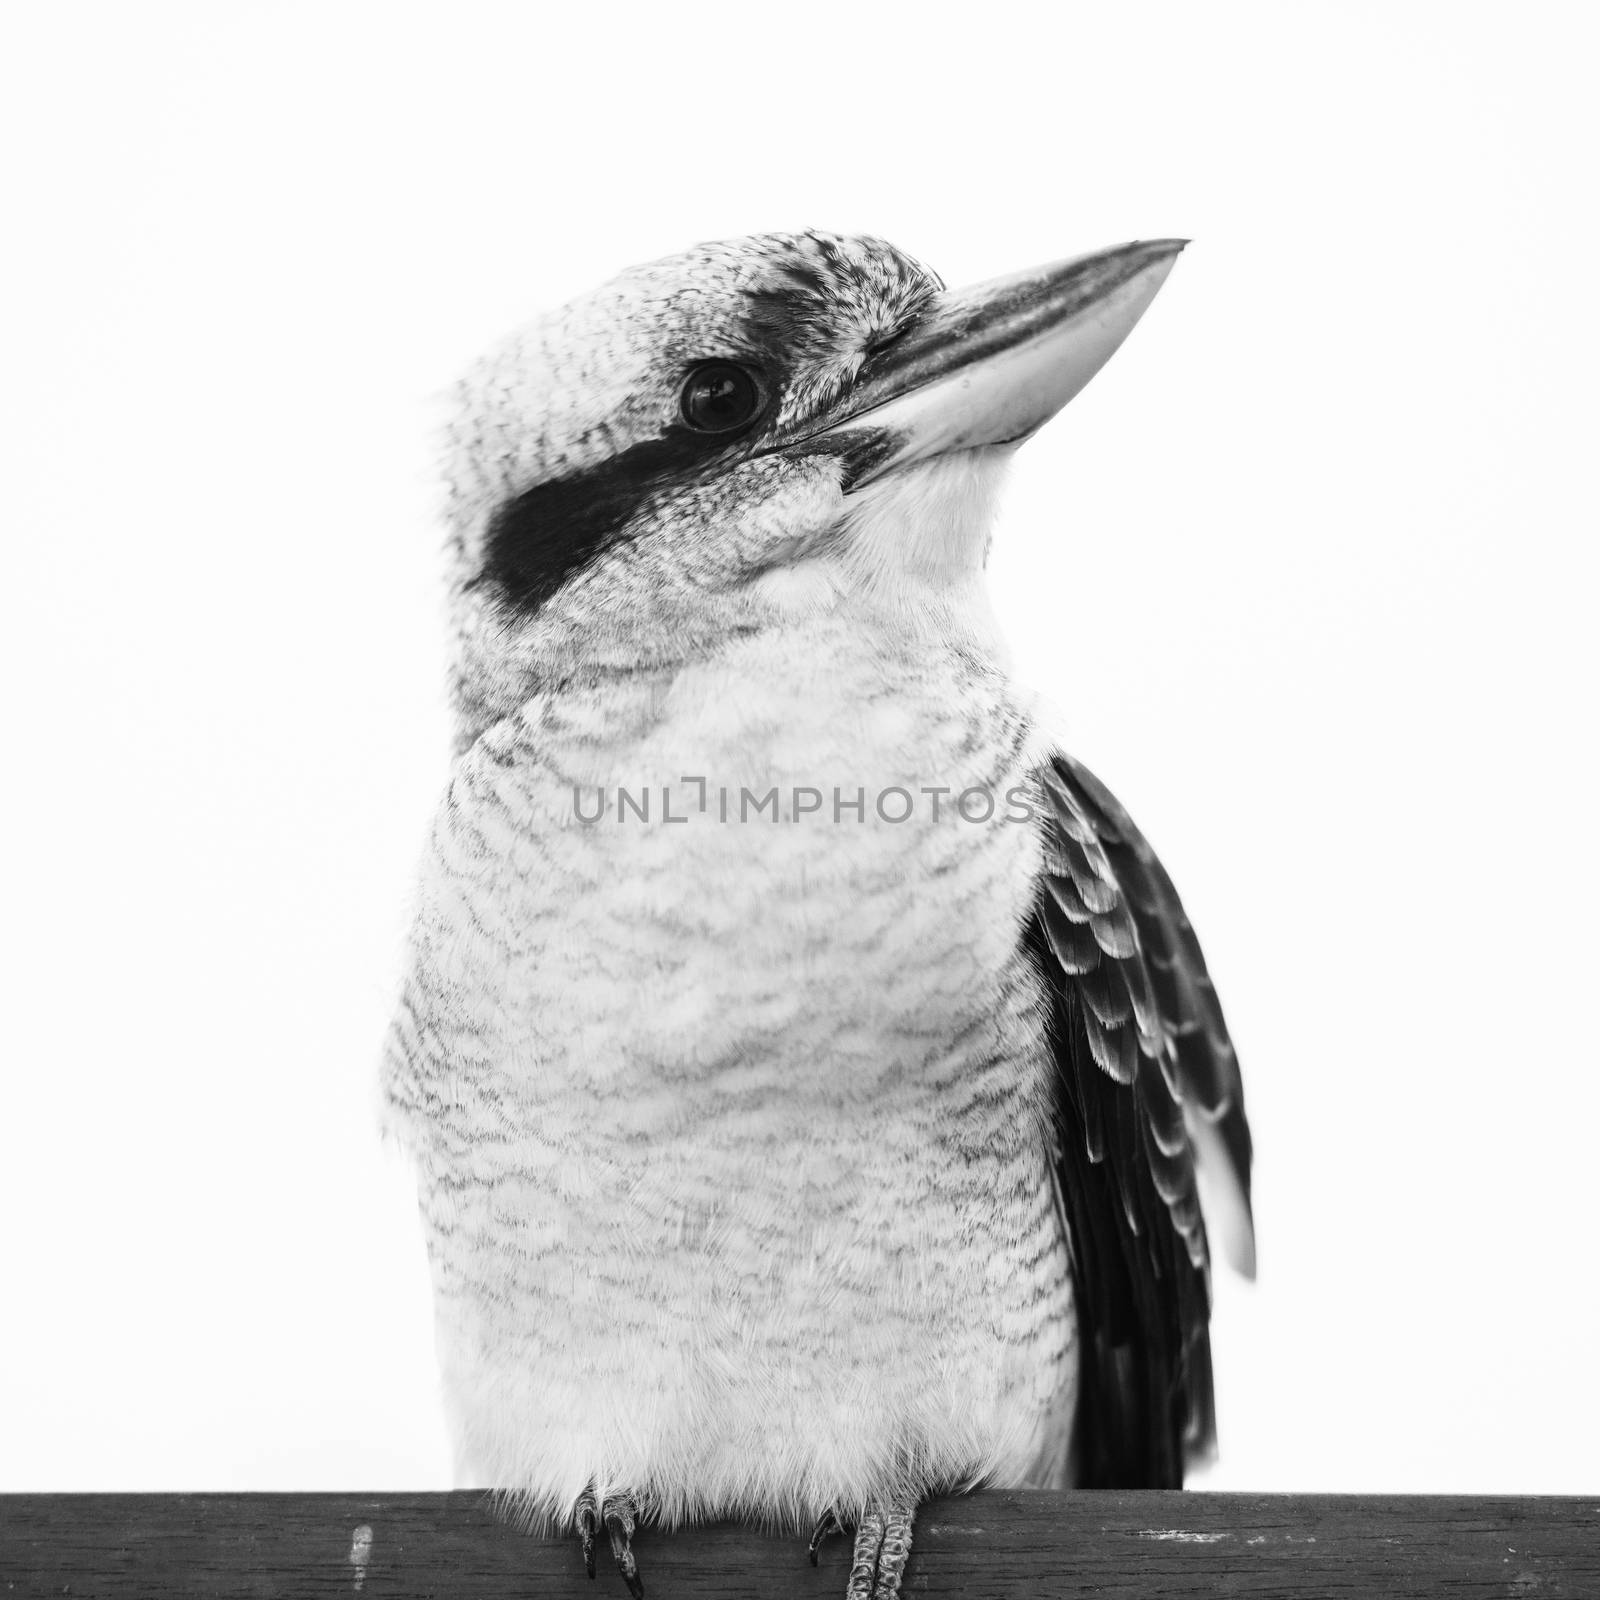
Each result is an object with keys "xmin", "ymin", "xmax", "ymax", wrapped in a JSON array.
[
  {"xmin": 602, "ymin": 1491, "xmax": 644, "ymax": 1600},
  {"xmin": 871, "ymin": 1501, "xmax": 914, "ymax": 1600},
  {"xmin": 845, "ymin": 1506, "xmax": 885, "ymax": 1600},
  {"xmin": 575, "ymin": 1487, "xmax": 600, "ymax": 1580},
  {"xmin": 840, "ymin": 1496, "xmax": 916, "ymax": 1600}
]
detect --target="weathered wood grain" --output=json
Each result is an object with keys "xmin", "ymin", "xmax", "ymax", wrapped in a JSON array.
[{"xmin": 0, "ymin": 1490, "xmax": 1595, "ymax": 1597}]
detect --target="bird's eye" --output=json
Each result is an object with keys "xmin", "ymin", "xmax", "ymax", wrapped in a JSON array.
[{"xmin": 679, "ymin": 361, "xmax": 765, "ymax": 434}]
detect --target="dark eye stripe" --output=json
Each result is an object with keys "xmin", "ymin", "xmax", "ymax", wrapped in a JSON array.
[
  {"xmin": 481, "ymin": 341, "xmax": 785, "ymax": 617},
  {"xmin": 477, "ymin": 431, "xmax": 710, "ymax": 616}
]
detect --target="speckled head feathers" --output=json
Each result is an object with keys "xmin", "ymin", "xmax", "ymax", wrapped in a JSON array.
[
  {"xmin": 440, "ymin": 231, "xmax": 972, "ymax": 739},
  {"xmin": 445, "ymin": 231, "xmax": 942, "ymax": 583}
]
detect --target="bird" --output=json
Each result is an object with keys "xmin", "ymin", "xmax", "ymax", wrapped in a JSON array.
[{"xmin": 381, "ymin": 228, "xmax": 1254, "ymax": 1600}]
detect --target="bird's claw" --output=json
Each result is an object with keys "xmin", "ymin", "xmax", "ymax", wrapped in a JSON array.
[
  {"xmin": 809, "ymin": 1506, "xmax": 846, "ymax": 1566},
  {"xmin": 603, "ymin": 1491, "xmax": 644, "ymax": 1600},
  {"xmin": 573, "ymin": 1488, "xmax": 642, "ymax": 1595},
  {"xmin": 575, "ymin": 1488, "xmax": 600, "ymax": 1579}
]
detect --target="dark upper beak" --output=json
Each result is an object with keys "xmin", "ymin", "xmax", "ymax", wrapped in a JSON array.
[{"xmin": 784, "ymin": 239, "xmax": 1186, "ymax": 488}]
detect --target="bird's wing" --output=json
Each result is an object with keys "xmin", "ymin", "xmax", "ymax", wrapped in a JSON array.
[{"xmin": 1026, "ymin": 754, "xmax": 1254, "ymax": 1488}]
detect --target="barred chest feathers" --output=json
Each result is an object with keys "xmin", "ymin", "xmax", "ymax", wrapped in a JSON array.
[{"xmin": 381, "ymin": 607, "xmax": 1079, "ymax": 1527}]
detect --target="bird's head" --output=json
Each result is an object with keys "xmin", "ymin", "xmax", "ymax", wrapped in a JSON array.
[{"xmin": 444, "ymin": 230, "xmax": 1182, "ymax": 735}]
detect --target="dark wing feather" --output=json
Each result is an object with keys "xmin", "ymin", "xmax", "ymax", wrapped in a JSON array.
[{"xmin": 1026, "ymin": 755, "xmax": 1254, "ymax": 1488}]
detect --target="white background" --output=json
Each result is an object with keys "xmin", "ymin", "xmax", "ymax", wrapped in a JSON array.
[{"xmin": 3, "ymin": 3, "xmax": 1596, "ymax": 1495}]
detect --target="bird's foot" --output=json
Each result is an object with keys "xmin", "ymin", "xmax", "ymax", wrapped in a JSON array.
[
  {"xmin": 574, "ymin": 1487, "xmax": 643, "ymax": 1599},
  {"xmin": 810, "ymin": 1496, "xmax": 918, "ymax": 1600}
]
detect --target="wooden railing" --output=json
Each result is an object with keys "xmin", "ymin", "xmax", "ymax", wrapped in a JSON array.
[{"xmin": 1, "ymin": 1489, "xmax": 1595, "ymax": 1596}]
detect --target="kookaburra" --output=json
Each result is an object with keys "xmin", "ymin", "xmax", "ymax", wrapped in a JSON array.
[{"xmin": 382, "ymin": 230, "xmax": 1254, "ymax": 1599}]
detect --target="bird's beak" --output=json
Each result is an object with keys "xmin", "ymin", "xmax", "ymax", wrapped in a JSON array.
[{"xmin": 791, "ymin": 239, "xmax": 1186, "ymax": 489}]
